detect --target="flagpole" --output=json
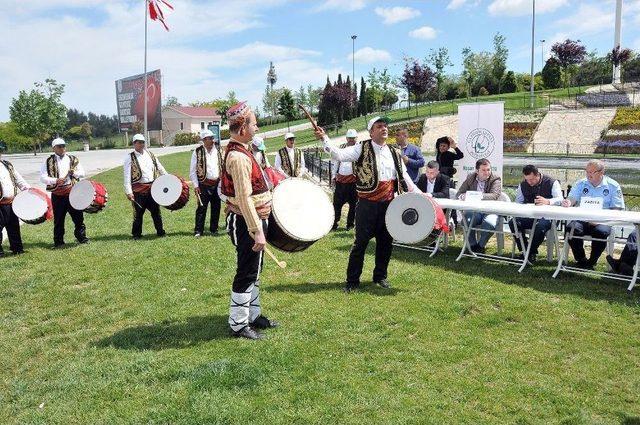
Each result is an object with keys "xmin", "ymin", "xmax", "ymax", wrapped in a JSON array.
[{"xmin": 144, "ymin": 0, "xmax": 149, "ymax": 147}]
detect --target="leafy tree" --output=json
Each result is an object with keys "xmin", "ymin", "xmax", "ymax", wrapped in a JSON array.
[
  {"xmin": 541, "ymin": 58, "xmax": 563, "ymax": 89},
  {"xmin": 9, "ymin": 78, "xmax": 68, "ymax": 154},
  {"xmin": 501, "ymin": 71, "xmax": 518, "ymax": 93},
  {"xmin": 461, "ymin": 47, "xmax": 477, "ymax": 97},
  {"xmin": 278, "ymin": 88, "xmax": 297, "ymax": 126},
  {"xmin": 306, "ymin": 85, "xmax": 322, "ymax": 115},
  {"xmin": 66, "ymin": 108, "xmax": 88, "ymax": 128},
  {"xmin": 427, "ymin": 47, "xmax": 453, "ymax": 100},
  {"xmin": 294, "ymin": 86, "xmax": 307, "ymax": 111},
  {"xmin": 400, "ymin": 58, "xmax": 436, "ymax": 109},
  {"xmin": 357, "ymin": 77, "xmax": 367, "ymax": 116},
  {"xmin": 551, "ymin": 39, "xmax": 587, "ymax": 91},
  {"xmin": 574, "ymin": 53, "xmax": 612, "ymax": 86},
  {"xmin": 261, "ymin": 85, "xmax": 283, "ymax": 122},
  {"xmin": 608, "ymin": 46, "xmax": 633, "ymax": 82},
  {"xmin": 0, "ymin": 121, "xmax": 31, "ymax": 151},
  {"xmin": 191, "ymin": 91, "xmax": 238, "ymax": 125},
  {"xmin": 165, "ymin": 95, "xmax": 181, "ymax": 106},
  {"xmin": 492, "ymin": 32, "xmax": 509, "ymax": 93}
]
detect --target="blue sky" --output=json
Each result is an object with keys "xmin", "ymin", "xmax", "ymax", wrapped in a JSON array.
[{"xmin": 2, "ymin": 0, "xmax": 639, "ymax": 121}]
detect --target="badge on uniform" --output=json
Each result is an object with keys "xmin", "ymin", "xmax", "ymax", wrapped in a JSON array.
[
  {"xmin": 603, "ymin": 188, "xmax": 609, "ymax": 196},
  {"xmin": 582, "ymin": 187, "xmax": 589, "ymax": 194}
]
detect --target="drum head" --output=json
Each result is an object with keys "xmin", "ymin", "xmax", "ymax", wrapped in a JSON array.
[
  {"xmin": 271, "ymin": 178, "xmax": 334, "ymax": 242},
  {"xmin": 69, "ymin": 180, "xmax": 95, "ymax": 210},
  {"xmin": 12, "ymin": 190, "xmax": 49, "ymax": 222},
  {"xmin": 385, "ymin": 193, "xmax": 436, "ymax": 244},
  {"xmin": 151, "ymin": 175, "xmax": 182, "ymax": 206}
]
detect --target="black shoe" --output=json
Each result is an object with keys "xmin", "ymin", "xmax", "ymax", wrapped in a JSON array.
[
  {"xmin": 132, "ymin": 235, "xmax": 142, "ymax": 240},
  {"xmin": 251, "ymin": 315, "xmax": 279, "ymax": 329},
  {"xmin": 575, "ymin": 258, "xmax": 593, "ymax": 270},
  {"xmin": 78, "ymin": 238, "xmax": 90, "ymax": 244},
  {"xmin": 331, "ymin": 224, "xmax": 339, "ymax": 231},
  {"xmin": 374, "ymin": 278, "xmax": 391, "ymax": 289},
  {"xmin": 346, "ymin": 224, "xmax": 354, "ymax": 231},
  {"xmin": 54, "ymin": 242, "xmax": 65, "ymax": 249},
  {"xmin": 606, "ymin": 255, "xmax": 620, "ymax": 272},
  {"xmin": 12, "ymin": 250, "xmax": 25, "ymax": 255},
  {"xmin": 343, "ymin": 283, "xmax": 359, "ymax": 293},
  {"xmin": 517, "ymin": 253, "xmax": 537, "ymax": 263},
  {"xmin": 618, "ymin": 262, "xmax": 635, "ymax": 276},
  {"xmin": 470, "ymin": 244, "xmax": 486, "ymax": 254},
  {"xmin": 231, "ymin": 326, "xmax": 264, "ymax": 340},
  {"xmin": 157, "ymin": 231, "xmax": 166, "ymax": 237}
]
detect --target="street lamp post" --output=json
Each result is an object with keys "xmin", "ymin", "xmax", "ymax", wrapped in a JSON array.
[
  {"xmin": 540, "ymin": 39, "xmax": 545, "ymax": 70},
  {"xmin": 267, "ymin": 61, "xmax": 277, "ymax": 126},
  {"xmin": 613, "ymin": 0, "xmax": 623, "ymax": 84},
  {"xmin": 530, "ymin": 0, "xmax": 536, "ymax": 108},
  {"xmin": 351, "ymin": 35, "xmax": 357, "ymax": 117}
]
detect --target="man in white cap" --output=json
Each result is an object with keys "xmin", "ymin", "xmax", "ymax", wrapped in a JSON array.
[
  {"xmin": 189, "ymin": 129, "xmax": 223, "ymax": 237},
  {"xmin": 0, "ymin": 141, "xmax": 30, "ymax": 256},
  {"xmin": 331, "ymin": 128, "xmax": 359, "ymax": 231},
  {"xmin": 40, "ymin": 137, "xmax": 88, "ymax": 248},
  {"xmin": 315, "ymin": 116, "xmax": 426, "ymax": 292},
  {"xmin": 251, "ymin": 136, "xmax": 270, "ymax": 169},
  {"xmin": 275, "ymin": 132, "xmax": 307, "ymax": 177},
  {"xmin": 220, "ymin": 101, "xmax": 278, "ymax": 340},
  {"xmin": 123, "ymin": 133, "xmax": 168, "ymax": 239}
]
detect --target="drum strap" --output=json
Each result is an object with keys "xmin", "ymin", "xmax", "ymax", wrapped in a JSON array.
[{"xmin": 0, "ymin": 160, "xmax": 18, "ymax": 199}]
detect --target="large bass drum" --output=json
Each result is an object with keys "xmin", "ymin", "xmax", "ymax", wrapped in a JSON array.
[
  {"xmin": 12, "ymin": 188, "xmax": 53, "ymax": 225},
  {"xmin": 267, "ymin": 178, "xmax": 334, "ymax": 252},
  {"xmin": 69, "ymin": 180, "xmax": 108, "ymax": 213},
  {"xmin": 385, "ymin": 192, "xmax": 439, "ymax": 245},
  {"xmin": 151, "ymin": 174, "xmax": 190, "ymax": 211}
]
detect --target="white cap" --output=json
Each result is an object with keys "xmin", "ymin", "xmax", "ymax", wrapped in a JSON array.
[
  {"xmin": 252, "ymin": 136, "xmax": 264, "ymax": 147},
  {"xmin": 346, "ymin": 129, "xmax": 358, "ymax": 138},
  {"xmin": 200, "ymin": 129, "xmax": 214, "ymax": 140},
  {"xmin": 367, "ymin": 116, "xmax": 391, "ymax": 131},
  {"xmin": 284, "ymin": 132, "xmax": 295, "ymax": 140},
  {"xmin": 51, "ymin": 137, "xmax": 66, "ymax": 147},
  {"xmin": 132, "ymin": 134, "xmax": 145, "ymax": 143}
]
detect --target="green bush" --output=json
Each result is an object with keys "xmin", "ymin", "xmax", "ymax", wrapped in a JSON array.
[
  {"xmin": 221, "ymin": 129, "xmax": 230, "ymax": 140},
  {"xmin": 173, "ymin": 132, "xmax": 199, "ymax": 146},
  {"xmin": 0, "ymin": 121, "xmax": 32, "ymax": 152}
]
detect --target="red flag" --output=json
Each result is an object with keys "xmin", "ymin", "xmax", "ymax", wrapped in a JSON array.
[{"xmin": 148, "ymin": 0, "xmax": 173, "ymax": 31}]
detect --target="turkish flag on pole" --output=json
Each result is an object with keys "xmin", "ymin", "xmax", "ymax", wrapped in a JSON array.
[{"xmin": 148, "ymin": 0, "xmax": 173, "ymax": 31}]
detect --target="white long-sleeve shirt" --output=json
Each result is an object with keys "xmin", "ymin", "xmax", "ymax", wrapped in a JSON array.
[
  {"xmin": 189, "ymin": 145, "xmax": 220, "ymax": 188},
  {"xmin": 515, "ymin": 180, "xmax": 564, "ymax": 206},
  {"xmin": 39, "ymin": 154, "xmax": 86, "ymax": 186},
  {"xmin": 0, "ymin": 161, "xmax": 30, "ymax": 200},
  {"xmin": 322, "ymin": 136, "xmax": 420, "ymax": 193},
  {"xmin": 123, "ymin": 149, "xmax": 167, "ymax": 195},
  {"xmin": 331, "ymin": 159, "xmax": 354, "ymax": 179},
  {"xmin": 253, "ymin": 150, "xmax": 271, "ymax": 167},
  {"xmin": 274, "ymin": 146, "xmax": 307, "ymax": 177}
]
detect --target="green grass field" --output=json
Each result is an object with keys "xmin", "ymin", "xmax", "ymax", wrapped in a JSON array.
[{"xmin": 1, "ymin": 151, "xmax": 639, "ymax": 424}]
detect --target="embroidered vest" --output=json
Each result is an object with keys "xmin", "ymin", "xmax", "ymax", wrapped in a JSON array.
[
  {"xmin": 195, "ymin": 145, "xmax": 224, "ymax": 183},
  {"xmin": 278, "ymin": 147, "xmax": 301, "ymax": 177},
  {"xmin": 130, "ymin": 150, "xmax": 160, "ymax": 184},
  {"xmin": 254, "ymin": 151, "xmax": 268, "ymax": 169},
  {"xmin": 221, "ymin": 141, "xmax": 269, "ymax": 198},
  {"xmin": 0, "ymin": 160, "xmax": 18, "ymax": 199},
  {"xmin": 354, "ymin": 140, "xmax": 408, "ymax": 194},
  {"xmin": 46, "ymin": 154, "xmax": 79, "ymax": 192}
]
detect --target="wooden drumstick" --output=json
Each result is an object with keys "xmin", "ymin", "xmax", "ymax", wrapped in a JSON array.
[
  {"xmin": 298, "ymin": 104, "xmax": 321, "ymax": 132},
  {"xmin": 131, "ymin": 200, "xmax": 143, "ymax": 209},
  {"xmin": 264, "ymin": 246, "xmax": 287, "ymax": 269},
  {"xmin": 196, "ymin": 191, "xmax": 203, "ymax": 207}
]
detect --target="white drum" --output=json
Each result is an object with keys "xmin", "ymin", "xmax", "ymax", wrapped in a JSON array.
[
  {"xmin": 385, "ymin": 193, "xmax": 437, "ymax": 245},
  {"xmin": 69, "ymin": 180, "xmax": 108, "ymax": 213},
  {"xmin": 151, "ymin": 174, "xmax": 190, "ymax": 210},
  {"xmin": 267, "ymin": 178, "xmax": 334, "ymax": 252},
  {"xmin": 12, "ymin": 188, "xmax": 52, "ymax": 225}
]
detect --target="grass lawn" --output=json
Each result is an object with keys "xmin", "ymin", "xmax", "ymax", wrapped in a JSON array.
[{"xmin": 1, "ymin": 150, "xmax": 639, "ymax": 424}]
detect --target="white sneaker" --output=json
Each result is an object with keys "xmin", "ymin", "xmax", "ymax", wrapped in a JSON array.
[{"xmin": 194, "ymin": 233, "xmax": 202, "ymax": 238}]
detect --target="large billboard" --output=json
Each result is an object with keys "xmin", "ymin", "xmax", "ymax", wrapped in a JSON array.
[{"xmin": 115, "ymin": 69, "xmax": 162, "ymax": 131}]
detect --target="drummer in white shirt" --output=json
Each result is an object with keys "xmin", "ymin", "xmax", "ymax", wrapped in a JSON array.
[
  {"xmin": 123, "ymin": 134, "xmax": 168, "ymax": 239},
  {"xmin": 40, "ymin": 137, "xmax": 88, "ymax": 248},
  {"xmin": 0, "ymin": 141, "xmax": 30, "ymax": 255},
  {"xmin": 189, "ymin": 130, "xmax": 223, "ymax": 236},
  {"xmin": 275, "ymin": 132, "xmax": 307, "ymax": 177}
]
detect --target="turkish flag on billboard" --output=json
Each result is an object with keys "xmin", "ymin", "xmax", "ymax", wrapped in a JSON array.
[{"xmin": 115, "ymin": 70, "xmax": 162, "ymax": 131}]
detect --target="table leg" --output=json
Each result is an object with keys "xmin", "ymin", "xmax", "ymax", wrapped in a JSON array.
[
  {"xmin": 553, "ymin": 220, "xmax": 571, "ymax": 278},
  {"xmin": 518, "ymin": 218, "xmax": 537, "ymax": 273}
]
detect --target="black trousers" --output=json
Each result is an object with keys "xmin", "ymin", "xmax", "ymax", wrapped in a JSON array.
[
  {"xmin": 0, "ymin": 204, "xmax": 23, "ymax": 254},
  {"xmin": 346, "ymin": 198, "xmax": 393, "ymax": 285},
  {"xmin": 194, "ymin": 183, "xmax": 221, "ymax": 234},
  {"xmin": 509, "ymin": 217, "xmax": 552, "ymax": 257},
  {"xmin": 132, "ymin": 191, "xmax": 164, "ymax": 237},
  {"xmin": 227, "ymin": 212, "xmax": 267, "ymax": 293},
  {"xmin": 333, "ymin": 181, "xmax": 357, "ymax": 228},
  {"xmin": 51, "ymin": 193, "xmax": 86, "ymax": 245},
  {"xmin": 566, "ymin": 220, "xmax": 612, "ymax": 264},
  {"xmin": 620, "ymin": 230, "xmax": 638, "ymax": 266}
]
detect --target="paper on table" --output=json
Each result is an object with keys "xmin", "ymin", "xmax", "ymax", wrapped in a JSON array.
[
  {"xmin": 579, "ymin": 196, "xmax": 603, "ymax": 210},
  {"xmin": 465, "ymin": 191, "xmax": 483, "ymax": 203}
]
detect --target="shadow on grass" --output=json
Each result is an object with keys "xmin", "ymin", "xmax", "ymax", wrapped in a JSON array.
[
  {"xmin": 270, "ymin": 280, "xmax": 403, "ymax": 296},
  {"xmin": 387, "ymin": 244, "xmax": 640, "ymax": 306},
  {"xmin": 93, "ymin": 314, "xmax": 230, "ymax": 350}
]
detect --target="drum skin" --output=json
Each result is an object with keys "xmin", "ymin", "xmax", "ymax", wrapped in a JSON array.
[
  {"xmin": 385, "ymin": 192, "xmax": 438, "ymax": 245},
  {"xmin": 151, "ymin": 174, "xmax": 190, "ymax": 211},
  {"xmin": 69, "ymin": 180, "xmax": 108, "ymax": 213},
  {"xmin": 266, "ymin": 178, "xmax": 334, "ymax": 252},
  {"xmin": 12, "ymin": 188, "xmax": 53, "ymax": 225}
]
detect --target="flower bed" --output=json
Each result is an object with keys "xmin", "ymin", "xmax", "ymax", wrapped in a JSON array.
[
  {"xmin": 577, "ymin": 93, "xmax": 631, "ymax": 107},
  {"xmin": 594, "ymin": 139, "xmax": 640, "ymax": 154},
  {"xmin": 609, "ymin": 107, "xmax": 640, "ymax": 129},
  {"xmin": 503, "ymin": 138, "xmax": 529, "ymax": 153},
  {"xmin": 504, "ymin": 110, "xmax": 546, "ymax": 124}
]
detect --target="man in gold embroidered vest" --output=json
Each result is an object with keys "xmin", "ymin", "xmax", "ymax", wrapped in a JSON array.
[
  {"xmin": 331, "ymin": 128, "xmax": 359, "ymax": 231},
  {"xmin": 275, "ymin": 132, "xmax": 307, "ymax": 177},
  {"xmin": 221, "ymin": 101, "xmax": 278, "ymax": 340},
  {"xmin": 316, "ymin": 116, "xmax": 425, "ymax": 292},
  {"xmin": 0, "ymin": 141, "xmax": 30, "ymax": 256},
  {"xmin": 189, "ymin": 129, "xmax": 223, "ymax": 237},
  {"xmin": 40, "ymin": 137, "xmax": 88, "ymax": 248},
  {"xmin": 123, "ymin": 133, "xmax": 168, "ymax": 239}
]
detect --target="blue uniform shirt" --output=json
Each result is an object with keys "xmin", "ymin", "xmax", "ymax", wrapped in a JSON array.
[{"xmin": 568, "ymin": 175, "xmax": 625, "ymax": 210}]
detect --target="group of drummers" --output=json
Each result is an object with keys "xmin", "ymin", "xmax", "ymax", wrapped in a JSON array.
[{"xmin": 1, "ymin": 102, "xmax": 638, "ymax": 340}]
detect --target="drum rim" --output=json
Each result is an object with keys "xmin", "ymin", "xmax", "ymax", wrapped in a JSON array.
[
  {"xmin": 385, "ymin": 192, "xmax": 437, "ymax": 245},
  {"xmin": 270, "ymin": 178, "xmax": 334, "ymax": 242}
]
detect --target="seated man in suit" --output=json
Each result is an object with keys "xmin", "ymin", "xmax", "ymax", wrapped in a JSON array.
[
  {"xmin": 417, "ymin": 161, "xmax": 450, "ymax": 198},
  {"xmin": 456, "ymin": 158, "xmax": 502, "ymax": 254},
  {"xmin": 509, "ymin": 165, "xmax": 564, "ymax": 263}
]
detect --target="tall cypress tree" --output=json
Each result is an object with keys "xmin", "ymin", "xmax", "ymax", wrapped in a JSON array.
[{"xmin": 358, "ymin": 77, "xmax": 367, "ymax": 116}]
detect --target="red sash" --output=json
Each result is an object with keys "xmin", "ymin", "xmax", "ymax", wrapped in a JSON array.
[
  {"xmin": 201, "ymin": 178, "xmax": 218, "ymax": 187},
  {"xmin": 335, "ymin": 174, "xmax": 356, "ymax": 184},
  {"xmin": 132, "ymin": 183, "xmax": 153, "ymax": 194},
  {"xmin": 358, "ymin": 180, "xmax": 395, "ymax": 202}
]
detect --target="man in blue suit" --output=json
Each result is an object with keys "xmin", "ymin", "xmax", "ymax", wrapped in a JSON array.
[{"xmin": 395, "ymin": 127, "xmax": 424, "ymax": 183}]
